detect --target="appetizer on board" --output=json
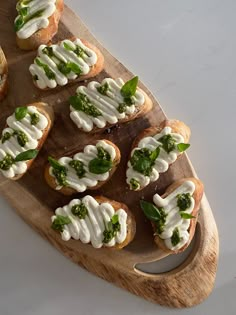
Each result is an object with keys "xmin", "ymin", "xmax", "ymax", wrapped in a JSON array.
[
  {"xmin": 126, "ymin": 119, "xmax": 191, "ymax": 191},
  {"xmin": 69, "ymin": 76, "xmax": 153, "ymax": 132},
  {"xmin": 0, "ymin": 103, "xmax": 54, "ymax": 180},
  {"xmin": 45, "ymin": 140, "xmax": 121, "ymax": 195},
  {"xmin": 29, "ymin": 37, "xmax": 104, "ymax": 89},
  {"xmin": 15, "ymin": 0, "xmax": 64, "ymax": 50},
  {"xmin": 140, "ymin": 177, "xmax": 204, "ymax": 253},
  {"xmin": 51, "ymin": 195, "xmax": 136, "ymax": 249}
]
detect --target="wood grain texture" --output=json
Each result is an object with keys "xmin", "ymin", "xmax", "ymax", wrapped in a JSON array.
[{"xmin": 0, "ymin": 1, "xmax": 219, "ymax": 308}]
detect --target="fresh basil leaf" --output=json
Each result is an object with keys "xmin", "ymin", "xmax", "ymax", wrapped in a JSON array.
[
  {"xmin": 63, "ymin": 42, "xmax": 74, "ymax": 51},
  {"xmin": 67, "ymin": 62, "xmax": 81, "ymax": 75},
  {"xmin": 15, "ymin": 149, "xmax": 38, "ymax": 162},
  {"xmin": 177, "ymin": 143, "xmax": 190, "ymax": 152},
  {"xmin": 19, "ymin": 7, "xmax": 28, "ymax": 16},
  {"xmin": 14, "ymin": 16, "xmax": 24, "ymax": 32},
  {"xmin": 111, "ymin": 214, "xmax": 119, "ymax": 224},
  {"xmin": 48, "ymin": 156, "xmax": 66, "ymax": 171},
  {"xmin": 51, "ymin": 215, "xmax": 71, "ymax": 232},
  {"xmin": 88, "ymin": 158, "xmax": 112, "ymax": 174},
  {"xmin": 35, "ymin": 58, "xmax": 55, "ymax": 80},
  {"xmin": 180, "ymin": 212, "xmax": 195, "ymax": 219},
  {"xmin": 149, "ymin": 147, "xmax": 160, "ymax": 161},
  {"xmin": 15, "ymin": 106, "xmax": 28, "ymax": 121},
  {"xmin": 121, "ymin": 76, "xmax": 139, "ymax": 98},
  {"xmin": 140, "ymin": 200, "xmax": 162, "ymax": 221}
]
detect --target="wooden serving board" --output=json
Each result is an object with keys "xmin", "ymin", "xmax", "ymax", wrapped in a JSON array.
[{"xmin": 0, "ymin": 1, "xmax": 219, "ymax": 308}]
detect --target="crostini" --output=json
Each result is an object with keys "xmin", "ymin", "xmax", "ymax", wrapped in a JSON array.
[
  {"xmin": 29, "ymin": 37, "xmax": 104, "ymax": 89},
  {"xmin": 69, "ymin": 76, "xmax": 153, "ymax": 132},
  {"xmin": 45, "ymin": 140, "xmax": 121, "ymax": 195},
  {"xmin": 0, "ymin": 102, "xmax": 54, "ymax": 180},
  {"xmin": 140, "ymin": 177, "xmax": 204, "ymax": 254},
  {"xmin": 126, "ymin": 119, "xmax": 191, "ymax": 191},
  {"xmin": 51, "ymin": 195, "xmax": 136, "ymax": 249},
  {"xmin": 0, "ymin": 47, "xmax": 8, "ymax": 101},
  {"xmin": 15, "ymin": 0, "xmax": 64, "ymax": 50}
]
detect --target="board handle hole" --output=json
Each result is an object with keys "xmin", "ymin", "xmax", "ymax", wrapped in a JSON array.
[{"xmin": 134, "ymin": 222, "xmax": 200, "ymax": 275}]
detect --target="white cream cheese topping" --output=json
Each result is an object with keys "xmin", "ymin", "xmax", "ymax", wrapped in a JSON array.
[
  {"xmin": 0, "ymin": 106, "xmax": 48, "ymax": 178},
  {"xmin": 70, "ymin": 78, "xmax": 145, "ymax": 132},
  {"xmin": 49, "ymin": 140, "xmax": 117, "ymax": 192},
  {"xmin": 29, "ymin": 38, "xmax": 97, "ymax": 89},
  {"xmin": 51, "ymin": 196, "xmax": 128, "ymax": 248},
  {"xmin": 153, "ymin": 180, "xmax": 195, "ymax": 251},
  {"xmin": 15, "ymin": 0, "xmax": 56, "ymax": 39},
  {"xmin": 126, "ymin": 126, "xmax": 185, "ymax": 190}
]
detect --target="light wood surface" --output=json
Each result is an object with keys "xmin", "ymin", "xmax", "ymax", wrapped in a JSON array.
[{"xmin": 0, "ymin": 1, "xmax": 219, "ymax": 308}]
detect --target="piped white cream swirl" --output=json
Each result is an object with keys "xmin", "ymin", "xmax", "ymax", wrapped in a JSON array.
[
  {"xmin": 0, "ymin": 106, "xmax": 48, "ymax": 178},
  {"xmin": 70, "ymin": 78, "xmax": 145, "ymax": 132},
  {"xmin": 153, "ymin": 180, "xmax": 195, "ymax": 251},
  {"xmin": 126, "ymin": 126, "xmax": 185, "ymax": 190},
  {"xmin": 49, "ymin": 140, "xmax": 117, "ymax": 192},
  {"xmin": 51, "ymin": 196, "xmax": 128, "ymax": 248},
  {"xmin": 29, "ymin": 38, "xmax": 97, "ymax": 89},
  {"xmin": 15, "ymin": 0, "xmax": 56, "ymax": 39}
]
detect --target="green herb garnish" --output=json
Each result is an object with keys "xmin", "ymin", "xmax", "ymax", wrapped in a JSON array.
[
  {"xmin": 97, "ymin": 146, "xmax": 111, "ymax": 161},
  {"xmin": 48, "ymin": 156, "xmax": 68, "ymax": 187},
  {"xmin": 117, "ymin": 103, "xmax": 127, "ymax": 113},
  {"xmin": 71, "ymin": 203, "xmax": 88, "ymax": 219},
  {"xmin": 130, "ymin": 147, "xmax": 160, "ymax": 176},
  {"xmin": 35, "ymin": 58, "xmax": 55, "ymax": 80},
  {"xmin": 180, "ymin": 212, "xmax": 195, "ymax": 219},
  {"xmin": 159, "ymin": 134, "xmax": 176, "ymax": 153},
  {"xmin": 69, "ymin": 93, "xmax": 102, "ymax": 118},
  {"xmin": 88, "ymin": 158, "xmax": 112, "ymax": 174},
  {"xmin": 30, "ymin": 113, "xmax": 40, "ymax": 125},
  {"xmin": 1, "ymin": 132, "xmax": 12, "ymax": 144},
  {"xmin": 63, "ymin": 42, "xmax": 88, "ymax": 58},
  {"xmin": 177, "ymin": 143, "xmax": 190, "ymax": 152},
  {"xmin": 177, "ymin": 193, "xmax": 192, "ymax": 211},
  {"xmin": 97, "ymin": 82, "xmax": 110, "ymax": 95},
  {"xmin": 15, "ymin": 106, "xmax": 28, "ymax": 121},
  {"xmin": 140, "ymin": 200, "xmax": 167, "ymax": 235},
  {"xmin": 0, "ymin": 154, "xmax": 15, "ymax": 171},
  {"xmin": 14, "ymin": 9, "xmax": 45, "ymax": 32},
  {"xmin": 42, "ymin": 46, "xmax": 54, "ymax": 57},
  {"xmin": 130, "ymin": 178, "xmax": 140, "ymax": 191},
  {"xmin": 121, "ymin": 76, "xmax": 138, "ymax": 98},
  {"xmin": 58, "ymin": 61, "xmax": 81, "ymax": 75},
  {"xmin": 69, "ymin": 160, "xmax": 86, "ymax": 178},
  {"xmin": 14, "ymin": 130, "xmax": 28, "ymax": 147},
  {"xmin": 140, "ymin": 200, "xmax": 162, "ymax": 221},
  {"xmin": 103, "ymin": 214, "xmax": 121, "ymax": 243},
  {"xmin": 51, "ymin": 215, "xmax": 71, "ymax": 232},
  {"xmin": 15, "ymin": 149, "xmax": 38, "ymax": 162},
  {"xmin": 171, "ymin": 227, "xmax": 181, "ymax": 246}
]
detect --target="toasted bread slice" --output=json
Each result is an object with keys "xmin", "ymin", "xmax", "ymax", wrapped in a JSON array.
[
  {"xmin": 0, "ymin": 102, "xmax": 54, "ymax": 180},
  {"xmin": 45, "ymin": 139, "xmax": 120, "ymax": 195},
  {"xmin": 126, "ymin": 119, "xmax": 191, "ymax": 191},
  {"xmin": 69, "ymin": 78, "xmax": 153, "ymax": 133},
  {"xmin": 16, "ymin": 0, "xmax": 64, "ymax": 51},
  {"xmin": 30, "ymin": 37, "xmax": 104, "ymax": 90},
  {"xmin": 52, "ymin": 195, "xmax": 136, "ymax": 249},
  {"xmin": 0, "ymin": 47, "xmax": 8, "ymax": 101},
  {"xmin": 152, "ymin": 177, "xmax": 204, "ymax": 254}
]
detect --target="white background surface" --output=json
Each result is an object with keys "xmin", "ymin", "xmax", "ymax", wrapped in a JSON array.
[{"xmin": 1, "ymin": 0, "xmax": 236, "ymax": 314}]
